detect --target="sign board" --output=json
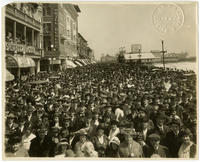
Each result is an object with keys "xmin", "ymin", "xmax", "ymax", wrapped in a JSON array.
[
  {"xmin": 131, "ymin": 44, "xmax": 142, "ymax": 53},
  {"xmin": 6, "ymin": 42, "xmax": 35, "ymax": 54},
  {"xmin": 50, "ymin": 59, "xmax": 61, "ymax": 64}
]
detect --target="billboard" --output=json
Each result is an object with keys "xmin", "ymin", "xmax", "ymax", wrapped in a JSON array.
[{"xmin": 131, "ymin": 44, "xmax": 142, "ymax": 53}]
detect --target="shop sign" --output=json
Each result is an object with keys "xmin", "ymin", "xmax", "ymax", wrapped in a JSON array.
[
  {"xmin": 26, "ymin": 46, "xmax": 35, "ymax": 53},
  {"xmin": 6, "ymin": 42, "xmax": 35, "ymax": 54}
]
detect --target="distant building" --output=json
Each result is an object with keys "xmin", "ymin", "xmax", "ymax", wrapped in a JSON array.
[
  {"xmin": 151, "ymin": 50, "xmax": 188, "ymax": 62},
  {"xmin": 124, "ymin": 52, "xmax": 160, "ymax": 63},
  {"xmin": 5, "ymin": 3, "xmax": 43, "ymax": 78},
  {"xmin": 151, "ymin": 50, "xmax": 162, "ymax": 58},
  {"xmin": 164, "ymin": 52, "xmax": 188, "ymax": 62},
  {"xmin": 131, "ymin": 44, "xmax": 142, "ymax": 53},
  {"xmin": 77, "ymin": 33, "xmax": 88, "ymax": 59},
  {"xmin": 101, "ymin": 54, "xmax": 116, "ymax": 62},
  {"xmin": 87, "ymin": 47, "xmax": 95, "ymax": 61},
  {"xmin": 41, "ymin": 3, "xmax": 81, "ymax": 71}
]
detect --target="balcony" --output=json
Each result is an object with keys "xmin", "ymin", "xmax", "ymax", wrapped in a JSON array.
[
  {"xmin": 5, "ymin": 42, "xmax": 40, "ymax": 55},
  {"xmin": 43, "ymin": 50, "xmax": 60, "ymax": 58},
  {"xmin": 6, "ymin": 4, "xmax": 41, "ymax": 30}
]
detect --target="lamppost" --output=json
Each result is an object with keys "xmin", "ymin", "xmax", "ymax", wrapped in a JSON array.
[
  {"xmin": 50, "ymin": 44, "xmax": 54, "ymax": 72},
  {"xmin": 138, "ymin": 49, "xmax": 141, "ymax": 61},
  {"xmin": 161, "ymin": 40, "xmax": 167, "ymax": 70}
]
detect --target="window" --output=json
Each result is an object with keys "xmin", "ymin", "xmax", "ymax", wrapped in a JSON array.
[
  {"xmin": 43, "ymin": 23, "xmax": 51, "ymax": 34},
  {"xmin": 73, "ymin": 23, "xmax": 76, "ymax": 30},
  {"xmin": 43, "ymin": 5, "xmax": 51, "ymax": 16},
  {"xmin": 43, "ymin": 36, "xmax": 51, "ymax": 51},
  {"xmin": 46, "ymin": 6, "xmax": 51, "ymax": 16},
  {"xmin": 67, "ymin": 30, "xmax": 70, "ymax": 37},
  {"xmin": 60, "ymin": 39, "xmax": 64, "ymax": 44}
]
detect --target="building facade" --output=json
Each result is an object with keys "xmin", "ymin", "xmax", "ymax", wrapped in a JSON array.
[
  {"xmin": 101, "ymin": 54, "xmax": 116, "ymax": 62},
  {"xmin": 77, "ymin": 33, "xmax": 95, "ymax": 61},
  {"xmin": 41, "ymin": 3, "xmax": 80, "ymax": 71},
  {"xmin": 77, "ymin": 33, "xmax": 88, "ymax": 59},
  {"xmin": 5, "ymin": 3, "xmax": 43, "ymax": 79},
  {"xmin": 87, "ymin": 47, "xmax": 95, "ymax": 61}
]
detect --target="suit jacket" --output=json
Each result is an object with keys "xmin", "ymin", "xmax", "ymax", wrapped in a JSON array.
[
  {"xmin": 92, "ymin": 135, "xmax": 109, "ymax": 151},
  {"xmin": 143, "ymin": 144, "xmax": 169, "ymax": 158},
  {"xmin": 163, "ymin": 131, "xmax": 182, "ymax": 158},
  {"xmin": 29, "ymin": 136, "xmax": 52, "ymax": 157},
  {"xmin": 152, "ymin": 125, "xmax": 170, "ymax": 145}
]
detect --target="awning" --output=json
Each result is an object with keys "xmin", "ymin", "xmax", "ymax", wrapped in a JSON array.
[
  {"xmin": 6, "ymin": 69, "xmax": 14, "ymax": 81},
  {"xmin": 91, "ymin": 60, "xmax": 96, "ymax": 64},
  {"xmin": 75, "ymin": 60, "xmax": 85, "ymax": 66},
  {"xmin": 64, "ymin": 59, "xmax": 77, "ymax": 68},
  {"xmin": 73, "ymin": 60, "xmax": 83, "ymax": 66},
  {"xmin": 6, "ymin": 55, "xmax": 35, "ymax": 68},
  {"xmin": 78, "ymin": 59, "xmax": 87, "ymax": 65},
  {"xmin": 83, "ymin": 59, "xmax": 90, "ymax": 65}
]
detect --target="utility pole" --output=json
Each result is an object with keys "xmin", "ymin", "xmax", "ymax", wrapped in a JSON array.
[
  {"xmin": 161, "ymin": 40, "xmax": 167, "ymax": 70},
  {"xmin": 138, "ymin": 48, "xmax": 141, "ymax": 60}
]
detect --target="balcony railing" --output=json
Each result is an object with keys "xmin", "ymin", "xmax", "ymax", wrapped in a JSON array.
[
  {"xmin": 5, "ymin": 42, "xmax": 40, "ymax": 55},
  {"xmin": 6, "ymin": 4, "xmax": 41, "ymax": 30}
]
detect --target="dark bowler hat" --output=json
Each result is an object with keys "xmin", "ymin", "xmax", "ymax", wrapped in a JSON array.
[
  {"xmin": 170, "ymin": 119, "xmax": 181, "ymax": 127},
  {"xmin": 148, "ymin": 133, "xmax": 160, "ymax": 141},
  {"xmin": 78, "ymin": 129, "xmax": 88, "ymax": 137},
  {"xmin": 96, "ymin": 125, "xmax": 105, "ymax": 131},
  {"xmin": 110, "ymin": 120, "xmax": 119, "ymax": 126},
  {"xmin": 37, "ymin": 126, "xmax": 47, "ymax": 133},
  {"xmin": 51, "ymin": 126, "xmax": 60, "ymax": 133}
]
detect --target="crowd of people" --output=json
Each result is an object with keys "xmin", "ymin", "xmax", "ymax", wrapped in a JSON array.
[{"xmin": 5, "ymin": 62, "xmax": 197, "ymax": 158}]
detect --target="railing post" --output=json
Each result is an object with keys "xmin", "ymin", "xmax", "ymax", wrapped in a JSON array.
[
  {"xmin": 13, "ymin": 21, "xmax": 16, "ymax": 43},
  {"xmin": 24, "ymin": 26, "xmax": 26, "ymax": 45},
  {"xmin": 32, "ymin": 29, "xmax": 34, "ymax": 46}
]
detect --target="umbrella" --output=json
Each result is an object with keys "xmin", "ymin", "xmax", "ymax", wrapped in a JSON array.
[{"xmin": 6, "ymin": 70, "xmax": 14, "ymax": 82}]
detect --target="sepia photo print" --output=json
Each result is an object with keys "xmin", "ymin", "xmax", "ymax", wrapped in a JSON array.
[{"xmin": 2, "ymin": 1, "xmax": 198, "ymax": 159}]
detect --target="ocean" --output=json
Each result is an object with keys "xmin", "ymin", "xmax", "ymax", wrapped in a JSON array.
[{"xmin": 154, "ymin": 61, "xmax": 197, "ymax": 73}]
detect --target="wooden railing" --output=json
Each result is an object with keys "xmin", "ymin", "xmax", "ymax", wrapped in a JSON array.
[{"xmin": 6, "ymin": 4, "xmax": 41, "ymax": 30}]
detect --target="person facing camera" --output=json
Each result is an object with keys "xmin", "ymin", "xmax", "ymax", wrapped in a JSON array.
[
  {"xmin": 143, "ymin": 133, "xmax": 169, "ymax": 158},
  {"xmin": 118, "ymin": 133, "xmax": 143, "ymax": 158},
  {"xmin": 178, "ymin": 128, "xmax": 196, "ymax": 158}
]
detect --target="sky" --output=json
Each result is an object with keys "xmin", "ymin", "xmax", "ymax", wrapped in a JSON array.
[{"xmin": 77, "ymin": 2, "xmax": 197, "ymax": 61}]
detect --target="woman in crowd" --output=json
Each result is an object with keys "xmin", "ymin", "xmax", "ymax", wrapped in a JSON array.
[
  {"xmin": 118, "ymin": 133, "xmax": 143, "ymax": 157},
  {"xmin": 178, "ymin": 128, "xmax": 196, "ymax": 158}
]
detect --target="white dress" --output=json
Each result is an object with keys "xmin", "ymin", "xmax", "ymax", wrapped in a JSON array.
[{"xmin": 178, "ymin": 142, "xmax": 193, "ymax": 158}]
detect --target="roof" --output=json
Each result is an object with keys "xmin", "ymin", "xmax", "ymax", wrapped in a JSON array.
[
  {"xmin": 124, "ymin": 53, "xmax": 156, "ymax": 60},
  {"xmin": 73, "ymin": 5, "xmax": 81, "ymax": 12},
  {"xmin": 78, "ymin": 33, "xmax": 87, "ymax": 42}
]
